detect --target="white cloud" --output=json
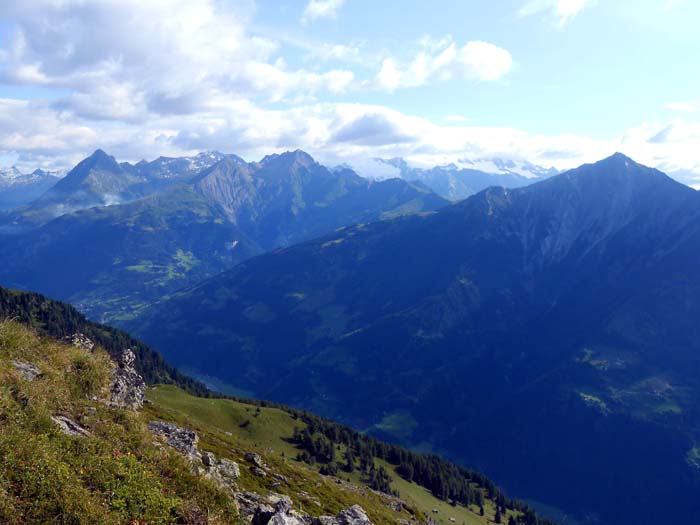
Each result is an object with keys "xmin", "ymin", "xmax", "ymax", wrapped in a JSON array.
[
  {"xmin": 666, "ymin": 101, "xmax": 700, "ymax": 113},
  {"xmin": 3, "ymin": 90, "xmax": 700, "ymax": 185},
  {"xmin": 519, "ymin": 0, "xmax": 593, "ymax": 26},
  {"xmin": 444, "ymin": 115, "xmax": 473, "ymax": 123},
  {"xmin": 375, "ymin": 37, "xmax": 513, "ymax": 91},
  {"xmin": 0, "ymin": 0, "xmax": 354, "ymax": 120},
  {"xmin": 301, "ymin": 0, "xmax": 345, "ymax": 24}
]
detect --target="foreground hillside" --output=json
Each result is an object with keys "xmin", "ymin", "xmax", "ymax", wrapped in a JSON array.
[
  {"xmin": 0, "ymin": 287, "xmax": 552, "ymax": 524},
  {"xmin": 131, "ymin": 153, "xmax": 700, "ymax": 525}
]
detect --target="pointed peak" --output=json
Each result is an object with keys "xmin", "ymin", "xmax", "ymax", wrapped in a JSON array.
[
  {"xmin": 66, "ymin": 149, "xmax": 122, "ymax": 180},
  {"xmin": 89, "ymin": 149, "xmax": 112, "ymax": 161},
  {"xmin": 599, "ymin": 152, "xmax": 638, "ymax": 166}
]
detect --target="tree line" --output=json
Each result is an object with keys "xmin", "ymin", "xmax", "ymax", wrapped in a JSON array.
[{"xmin": 290, "ymin": 414, "xmax": 555, "ymax": 525}]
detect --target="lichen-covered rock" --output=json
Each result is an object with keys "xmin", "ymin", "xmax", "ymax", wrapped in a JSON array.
[
  {"xmin": 63, "ymin": 333, "xmax": 95, "ymax": 352},
  {"xmin": 148, "ymin": 421, "xmax": 199, "ymax": 458},
  {"xmin": 218, "ymin": 457, "xmax": 241, "ymax": 479},
  {"xmin": 11, "ymin": 360, "xmax": 41, "ymax": 380},
  {"xmin": 109, "ymin": 349, "xmax": 145, "ymax": 409}
]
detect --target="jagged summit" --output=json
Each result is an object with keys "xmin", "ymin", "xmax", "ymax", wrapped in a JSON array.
[{"xmin": 260, "ymin": 149, "xmax": 316, "ymax": 168}]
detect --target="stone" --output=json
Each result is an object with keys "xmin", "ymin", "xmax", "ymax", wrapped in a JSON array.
[
  {"xmin": 252, "ymin": 466, "xmax": 267, "ymax": 477},
  {"xmin": 251, "ymin": 496, "xmax": 305, "ymax": 525},
  {"xmin": 109, "ymin": 349, "xmax": 145, "ymax": 409},
  {"xmin": 333, "ymin": 505, "xmax": 374, "ymax": 525},
  {"xmin": 201, "ymin": 451, "xmax": 216, "ymax": 467},
  {"xmin": 11, "ymin": 360, "xmax": 41, "ymax": 381},
  {"xmin": 273, "ymin": 472, "xmax": 289, "ymax": 484},
  {"xmin": 51, "ymin": 415, "xmax": 91, "ymax": 437},
  {"xmin": 245, "ymin": 451, "xmax": 264, "ymax": 467},
  {"xmin": 252, "ymin": 504, "xmax": 276, "ymax": 525},
  {"xmin": 63, "ymin": 333, "xmax": 95, "ymax": 352},
  {"xmin": 148, "ymin": 421, "xmax": 199, "ymax": 458},
  {"xmin": 235, "ymin": 491, "xmax": 263, "ymax": 516},
  {"xmin": 217, "ymin": 458, "xmax": 241, "ymax": 479},
  {"xmin": 386, "ymin": 500, "xmax": 404, "ymax": 512}
]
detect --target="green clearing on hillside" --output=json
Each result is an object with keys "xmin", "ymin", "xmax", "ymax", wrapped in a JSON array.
[{"xmin": 148, "ymin": 385, "xmax": 522, "ymax": 525}]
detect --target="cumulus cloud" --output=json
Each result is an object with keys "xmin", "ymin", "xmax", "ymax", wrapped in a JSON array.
[
  {"xmin": 301, "ymin": 0, "xmax": 345, "ymax": 24},
  {"xmin": 375, "ymin": 37, "xmax": 513, "ymax": 91},
  {"xmin": 519, "ymin": 0, "xmax": 593, "ymax": 26},
  {"xmin": 0, "ymin": 0, "xmax": 353, "ymax": 121}
]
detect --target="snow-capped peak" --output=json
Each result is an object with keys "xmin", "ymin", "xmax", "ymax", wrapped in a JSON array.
[{"xmin": 459, "ymin": 158, "xmax": 559, "ymax": 179}]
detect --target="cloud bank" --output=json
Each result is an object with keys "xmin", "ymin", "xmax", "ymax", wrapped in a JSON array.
[{"xmin": 0, "ymin": 0, "xmax": 698, "ymax": 184}]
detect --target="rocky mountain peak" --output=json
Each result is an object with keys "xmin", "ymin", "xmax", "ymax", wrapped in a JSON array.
[{"xmin": 261, "ymin": 149, "xmax": 316, "ymax": 170}]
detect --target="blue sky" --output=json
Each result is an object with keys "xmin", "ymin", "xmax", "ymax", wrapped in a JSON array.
[{"xmin": 0, "ymin": 0, "xmax": 698, "ymax": 183}]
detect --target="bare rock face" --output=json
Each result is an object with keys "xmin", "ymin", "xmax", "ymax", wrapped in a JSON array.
[
  {"xmin": 11, "ymin": 360, "xmax": 41, "ymax": 381},
  {"xmin": 148, "ymin": 421, "xmax": 200, "ymax": 458},
  {"xmin": 109, "ymin": 349, "xmax": 145, "ymax": 409},
  {"xmin": 63, "ymin": 333, "xmax": 95, "ymax": 352}
]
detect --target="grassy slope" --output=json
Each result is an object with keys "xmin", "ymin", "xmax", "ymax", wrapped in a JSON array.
[
  {"xmin": 0, "ymin": 320, "xmax": 441, "ymax": 524},
  {"xmin": 0, "ymin": 321, "xmax": 238, "ymax": 524},
  {"xmin": 149, "ymin": 385, "xmax": 521, "ymax": 525}
]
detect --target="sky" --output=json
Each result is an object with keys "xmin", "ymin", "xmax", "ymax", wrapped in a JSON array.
[{"xmin": 0, "ymin": 0, "xmax": 698, "ymax": 183}]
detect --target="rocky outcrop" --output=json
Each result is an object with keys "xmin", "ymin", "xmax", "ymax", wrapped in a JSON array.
[
  {"xmin": 148, "ymin": 421, "xmax": 200, "ymax": 458},
  {"xmin": 148, "ymin": 420, "xmax": 240, "ymax": 490},
  {"xmin": 252, "ymin": 497, "xmax": 305, "ymax": 525},
  {"xmin": 311, "ymin": 505, "xmax": 374, "ymax": 525},
  {"xmin": 11, "ymin": 360, "xmax": 41, "ymax": 380},
  {"xmin": 109, "ymin": 349, "xmax": 145, "ymax": 409},
  {"xmin": 63, "ymin": 333, "xmax": 95, "ymax": 352},
  {"xmin": 51, "ymin": 415, "xmax": 91, "ymax": 437},
  {"xmin": 333, "ymin": 505, "xmax": 374, "ymax": 525},
  {"xmin": 147, "ymin": 421, "xmax": 373, "ymax": 525},
  {"xmin": 247, "ymin": 497, "xmax": 374, "ymax": 525}
]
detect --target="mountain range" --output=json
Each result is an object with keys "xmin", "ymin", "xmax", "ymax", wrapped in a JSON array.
[
  {"xmin": 129, "ymin": 153, "xmax": 700, "ymax": 525},
  {"xmin": 0, "ymin": 149, "xmax": 447, "ymax": 321},
  {"xmin": 350, "ymin": 157, "xmax": 559, "ymax": 200}
]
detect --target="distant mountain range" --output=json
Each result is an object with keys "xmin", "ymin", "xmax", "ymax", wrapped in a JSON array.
[
  {"xmin": 130, "ymin": 153, "xmax": 700, "ymax": 525},
  {"xmin": 348, "ymin": 157, "xmax": 559, "ymax": 200},
  {"xmin": 0, "ymin": 166, "xmax": 63, "ymax": 210},
  {"xmin": 0, "ymin": 149, "xmax": 447, "ymax": 321}
]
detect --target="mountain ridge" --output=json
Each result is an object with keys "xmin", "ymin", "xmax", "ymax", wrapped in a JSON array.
[
  {"xmin": 131, "ymin": 153, "xmax": 700, "ymax": 525},
  {"xmin": 0, "ymin": 149, "xmax": 448, "ymax": 321}
]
